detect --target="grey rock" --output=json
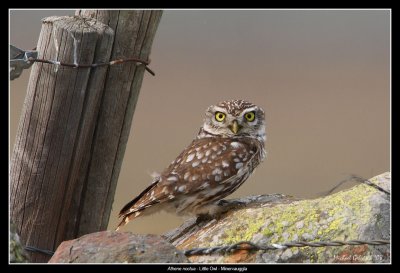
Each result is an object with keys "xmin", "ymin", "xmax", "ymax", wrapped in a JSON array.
[{"xmin": 49, "ymin": 231, "xmax": 189, "ymax": 263}]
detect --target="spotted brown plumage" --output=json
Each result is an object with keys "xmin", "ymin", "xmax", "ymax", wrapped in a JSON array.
[{"xmin": 116, "ymin": 100, "xmax": 266, "ymax": 230}]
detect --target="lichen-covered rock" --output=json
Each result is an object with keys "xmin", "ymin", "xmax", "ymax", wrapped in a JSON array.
[
  {"xmin": 165, "ymin": 172, "xmax": 390, "ymax": 263},
  {"xmin": 49, "ymin": 231, "xmax": 189, "ymax": 263},
  {"xmin": 10, "ymin": 222, "xmax": 29, "ymax": 263}
]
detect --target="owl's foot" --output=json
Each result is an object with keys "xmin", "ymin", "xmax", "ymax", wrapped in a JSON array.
[
  {"xmin": 195, "ymin": 214, "xmax": 214, "ymax": 224},
  {"xmin": 216, "ymin": 199, "xmax": 246, "ymax": 210},
  {"xmin": 195, "ymin": 199, "xmax": 246, "ymax": 225}
]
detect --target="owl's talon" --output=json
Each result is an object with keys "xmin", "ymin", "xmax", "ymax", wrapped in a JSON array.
[
  {"xmin": 195, "ymin": 214, "xmax": 213, "ymax": 224},
  {"xmin": 217, "ymin": 199, "xmax": 246, "ymax": 208},
  {"xmin": 216, "ymin": 200, "xmax": 229, "ymax": 206}
]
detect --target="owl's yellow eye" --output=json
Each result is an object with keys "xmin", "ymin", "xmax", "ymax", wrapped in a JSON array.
[
  {"xmin": 215, "ymin": 112, "xmax": 226, "ymax": 122},
  {"xmin": 244, "ymin": 111, "xmax": 256, "ymax": 122}
]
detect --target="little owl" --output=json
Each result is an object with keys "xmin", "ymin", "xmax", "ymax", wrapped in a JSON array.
[{"xmin": 116, "ymin": 99, "xmax": 266, "ymax": 230}]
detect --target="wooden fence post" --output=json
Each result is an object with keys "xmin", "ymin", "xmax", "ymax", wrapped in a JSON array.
[
  {"xmin": 10, "ymin": 10, "xmax": 162, "ymax": 262},
  {"xmin": 10, "ymin": 15, "xmax": 114, "ymax": 262},
  {"xmin": 68, "ymin": 10, "xmax": 162, "ymax": 237}
]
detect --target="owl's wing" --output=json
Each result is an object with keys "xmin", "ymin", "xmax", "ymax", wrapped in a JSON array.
[{"xmin": 117, "ymin": 137, "xmax": 261, "ymax": 230}]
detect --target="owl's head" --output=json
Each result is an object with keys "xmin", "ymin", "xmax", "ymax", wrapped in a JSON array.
[{"xmin": 200, "ymin": 99, "xmax": 266, "ymax": 142}]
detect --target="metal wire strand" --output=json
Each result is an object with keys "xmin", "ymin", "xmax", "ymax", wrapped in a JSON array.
[
  {"xmin": 23, "ymin": 239, "xmax": 389, "ymax": 258},
  {"xmin": 183, "ymin": 240, "xmax": 390, "ymax": 256},
  {"xmin": 24, "ymin": 245, "xmax": 55, "ymax": 256},
  {"xmin": 28, "ymin": 57, "xmax": 155, "ymax": 76},
  {"xmin": 349, "ymin": 175, "xmax": 390, "ymax": 195},
  {"xmin": 323, "ymin": 175, "xmax": 390, "ymax": 197}
]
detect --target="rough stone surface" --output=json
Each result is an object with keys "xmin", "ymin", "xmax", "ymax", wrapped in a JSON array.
[
  {"xmin": 10, "ymin": 222, "xmax": 29, "ymax": 263},
  {"xmin": 165, "ymin": 172, "xmax": 390, "ymax": 263},
  {"xmin": 49, "ymin": 231, "xmax": 189, "ymax": 263}
]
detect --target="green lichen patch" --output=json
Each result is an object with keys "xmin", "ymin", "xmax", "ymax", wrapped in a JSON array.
[{"xmin": 177, "ymin": 172, "xmax": 390, "ymax": 263}]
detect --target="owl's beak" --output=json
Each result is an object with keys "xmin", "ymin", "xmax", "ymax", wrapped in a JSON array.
[{"xmin": 229, "ymin": 120, "xmax": 241, "ymax": 134}]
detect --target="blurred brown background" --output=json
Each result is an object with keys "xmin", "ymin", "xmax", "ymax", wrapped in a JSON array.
[{"xmin": 10, "ymin": 10, "xmax": 390, "ymax": 234}]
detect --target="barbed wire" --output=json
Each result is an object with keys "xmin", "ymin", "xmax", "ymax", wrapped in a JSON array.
[
  {"xmin": 10, "ymin": 43, "xmax": 156, "ymax": 80},
  {"xmin": 29, "ymin": 57, "xmax": 155, "ymax": 76},
  {"xmin": 24, "ymin": 245, "xmax": 55, "ymax": 256},
  {"xmin": 349, "ymin": 175, "xmax": 390, "ymax": 195},
  {"xmin": 25, "ymin": 239, "xmax": 390, "ymax": 258},
  {"xmin": 322, "ymin": 174, "xmax": 390, "ymax": 196},
  {"xmin": 182, "ymin": 240, "xmax": 390, "ymax": 256}
]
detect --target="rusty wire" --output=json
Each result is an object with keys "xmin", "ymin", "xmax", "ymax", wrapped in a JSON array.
[
  {"xmin": 348, "ymin": 175, "xmax": 390, "ymax": 195},
  {"xmin": 182, "ymin": 240, "xmax": 390, "ymax": 256},
  {"xmin": 24, "ymin": 245, "xmax": 55, "ymax": 256},
  {"xmin": 24, "ymin": 239, "xmax": 390, "ymax": 258},
  {"xmin": 322, "ymin": 174, "xmax": 390, "ymax": 196},
  {"xmin": 28, "ymin": 57, "xmax": 155, "ymax": 76}
]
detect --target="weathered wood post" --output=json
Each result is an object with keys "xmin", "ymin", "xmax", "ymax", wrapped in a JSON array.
[
  {"xmin": 10, "ymin": 15, "xmax": 114, "ymax": 262},
  {"xmin": 10, "ymin": 11, "xmax": 162, "ymax": 262},
  {"xmin": 68, "ymin": 10, "xmax": 162, "ymax": 236}
]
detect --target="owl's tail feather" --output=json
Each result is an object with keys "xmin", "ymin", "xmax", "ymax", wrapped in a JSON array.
[
  {"xmin": 116, "ymin": 210, "xmax": 143, "ymax": 231},
  {"xmin": 116, "ymin": 200, "xmax": 160, "ymax": 231},
  {"xmin": 118, "ymin": 180, "xmax": 158, "ymax": 217},
  {"xmin": 116, "ymin": 179, "xmax": 160, "ymax": 231}
]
